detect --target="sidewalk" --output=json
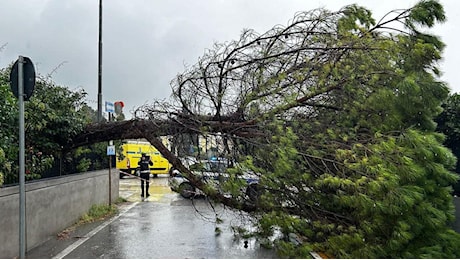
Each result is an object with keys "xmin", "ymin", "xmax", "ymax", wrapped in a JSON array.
[
  {"xmin": 26, "ymin": 176, "xmax": 165, "ymax": 259},
  {"xmin": 26, "ymin": 202, "xmax": 134, "ymax": 259}
]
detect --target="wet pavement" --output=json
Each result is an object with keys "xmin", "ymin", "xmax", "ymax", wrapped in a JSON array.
[{"xmin": 27, "ymin": 175, "xmax": 276, "ymax": 259}]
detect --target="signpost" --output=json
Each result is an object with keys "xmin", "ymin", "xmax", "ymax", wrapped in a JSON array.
[
  {"xmin": 105, "ymin": 101, "xmax": 114, "ymax": 113},
  {"xmin": 107, "ymin": 142, "xmax": 115, "ymax": 205},
  {"xmin": 107, "ymin": 145, "xmax": 115, "ymax": 156},
  {"xmin": 105, "ymin": 101, "xmax": 114, "ymax": 121},
  {"xmin": 10, "ymin": 56, "xmax": 36, "ymax": 259}
]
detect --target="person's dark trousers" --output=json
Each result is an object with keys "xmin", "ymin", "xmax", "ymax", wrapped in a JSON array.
[{"xmin": 140, "ymin": 172, "xmax": 150, "ymax": 197}]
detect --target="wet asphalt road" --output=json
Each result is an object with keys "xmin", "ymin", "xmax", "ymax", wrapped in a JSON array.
[{"xmin": 27, "ymin": 175, "xmax": 275, "ymax": 259}]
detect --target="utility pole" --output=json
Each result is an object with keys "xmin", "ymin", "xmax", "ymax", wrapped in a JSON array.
[{"xmin": 97, "ymin": 0, "xmax": 103, "ymax": 122}]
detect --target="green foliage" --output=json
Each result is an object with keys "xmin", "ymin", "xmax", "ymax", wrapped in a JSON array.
[
  {"xmin": 72, "ymin": 142, "xmax": 113, "ymax": 173},
  {"xmin": 0, "ymin": 67, "xmax": 18, "ymax": 183},
  {"xmin": 338, "ymin": 4, "xmax": 375, "ymax": 33},
  {"xmin": 115, "ymin": 197, "xmax": 128, "ymax": 203},
  {"xmin": 0, "ymin": 65, "xmax": 105, "ymax": 184},
  {"xmin": 0, "ymin": 148, "xmax": 5, "ymax": 186},
  {"xmin": 25, "ymin": 147, "xmax": 54, "ymax": 181},
  {"xmin": 78, "ymin": 204, "xmax": 118, "ymax": 224},
  {"xmin": 226, "ymin": 1, "xmax": 460, "ymax": 258},
  {"xmin": 250, "ymin": 124, "xmax": 459, "ymax": 258},
  {"xmin": 25, "ymin": 79, "xmax": 90, "ymax": 154},
  {"xmin": 435, "ymin": 93, "xmax": 460, "ymax": 194},
  {"xmin": 408, "ymin": 0, "xmax": 446, "ymax": 28},
  {"xmin": 76, "ymin": 158, "xmax": 91, "ymax": 173}
]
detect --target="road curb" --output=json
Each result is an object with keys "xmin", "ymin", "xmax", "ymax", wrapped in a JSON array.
[{"xmin": 51, "ymin": 202, "xmax": 138, "ymax": 259}]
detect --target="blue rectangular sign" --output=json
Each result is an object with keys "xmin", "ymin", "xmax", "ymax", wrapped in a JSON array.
[{"xmin": 105, "ymin": 101, "xmax": 114, "ymax": 113}]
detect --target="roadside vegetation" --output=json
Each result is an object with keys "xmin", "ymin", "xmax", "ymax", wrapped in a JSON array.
[
  {"xmin": 0, "ymin": 66, "xmax": 126, "ymax": 185},
  {"xmin": 436, "ymin": 93, "xmax": 460, "ymax": 195},
  {"xmin": 78, "ymin": 204, "xmax": 118, "ymax": 225},
  {"xmin": 57, "ymin": 198, "xmax": 127, "ymax": 240},
  {"xmin": 77, "ymin": 197, "xmax": 127, "ymax": 225}
]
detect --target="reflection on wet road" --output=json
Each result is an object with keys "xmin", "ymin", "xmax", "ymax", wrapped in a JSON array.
[
  {"xmin": 61, "ymin": 175, "xmax": 276, "ymax": 259},
  {"xmin": 118, "ymin": 174, "xmax": 174, "ymax": 202}
]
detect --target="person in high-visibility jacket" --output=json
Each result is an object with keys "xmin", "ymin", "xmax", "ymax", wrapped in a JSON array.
[{"xmin": 138, "ymin": 153, "xmax": 153, "ymax": 198}]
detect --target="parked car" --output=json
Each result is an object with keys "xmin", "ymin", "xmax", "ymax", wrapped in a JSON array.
[{"xmin": 168, "ymin": 160, "xmax": 260, "ymax": 201}]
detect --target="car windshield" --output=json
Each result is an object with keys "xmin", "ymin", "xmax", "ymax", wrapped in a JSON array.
[
  {"xmin": 190, "ymin": 161, "xmax": 228, "ymax": 173},
  {"xmin": 206, "ymin": 161, "xmax": 227, "ymax": 173}
]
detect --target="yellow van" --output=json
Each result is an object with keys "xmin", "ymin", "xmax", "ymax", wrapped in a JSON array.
[{"xmin": 116, "ymin": 140, "xmax": 172, "ymax": 178}]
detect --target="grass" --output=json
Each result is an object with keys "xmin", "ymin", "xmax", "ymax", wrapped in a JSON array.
[
  {"xmin": 57, "ymin": 197, "xmax": 128, "ymax": 240},
  {"xmin": 78, "ymin": 204, "xmax": 118, "ymax": 224},
  {"xmin": 77, "ymin": 197, "xmax": 128, "ymax": 225},
  {"xmin": 76, "ymin": 197, "xmax": 127, "ymax": 225},
  {"xmin": 115, "ymin": 196, "xmax": 128, "ymax": 203}
]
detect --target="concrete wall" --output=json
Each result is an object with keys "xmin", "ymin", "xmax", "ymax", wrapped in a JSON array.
[{"xmin": 0, "ymin": 169, "xmax": 118, "ymax": 259}]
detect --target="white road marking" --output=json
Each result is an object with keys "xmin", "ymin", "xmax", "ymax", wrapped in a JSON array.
[{"xmin": 52, "ymin": 202, "xmax": 139, "ymax": 259}]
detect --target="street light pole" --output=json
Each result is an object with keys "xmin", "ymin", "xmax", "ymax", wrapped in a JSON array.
[{"xmin": 97, "ymin": 0, "xmax": 103, "ymax": 122}]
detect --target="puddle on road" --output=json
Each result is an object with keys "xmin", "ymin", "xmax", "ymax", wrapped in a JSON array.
[{"xmin": 120, "ymin": 176, "xmax": 175, "ymax": 202}]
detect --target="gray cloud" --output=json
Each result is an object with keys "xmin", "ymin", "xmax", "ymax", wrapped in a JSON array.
[{"xmin": 1, "ymin": 0, "xmax": 458, "ymax": 118}]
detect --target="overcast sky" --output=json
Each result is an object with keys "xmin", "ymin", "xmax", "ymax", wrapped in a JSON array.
[{"xmin": 1, "ymin": 0, "xmax": 458, "ymax": 118}]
